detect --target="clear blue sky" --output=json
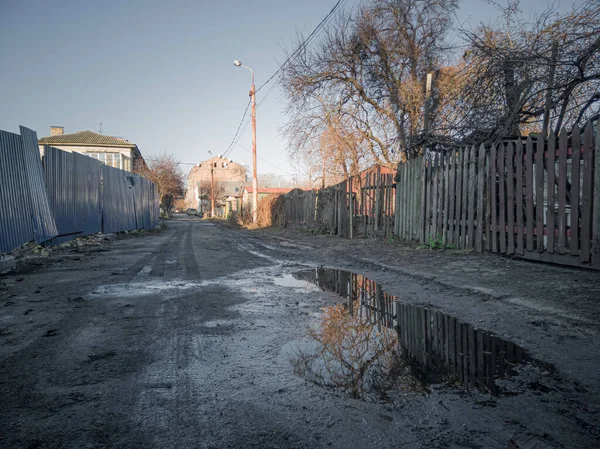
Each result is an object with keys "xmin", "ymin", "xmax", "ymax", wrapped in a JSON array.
[{"xmin": 0, "ymin": 0, "xmax": 583, "ymax": 182}]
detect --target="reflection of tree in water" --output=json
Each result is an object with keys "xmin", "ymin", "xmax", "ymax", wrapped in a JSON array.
[{"xmin": 293, "ymin": 299, "xmax": 398, "ymax": 399}]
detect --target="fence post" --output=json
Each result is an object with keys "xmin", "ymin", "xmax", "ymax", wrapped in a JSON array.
[{"xmin": 592, "ymin": 120, "xmax": 600, "ymax": 269}]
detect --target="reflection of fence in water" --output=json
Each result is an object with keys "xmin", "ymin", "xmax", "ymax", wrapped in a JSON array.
[
  {"xmin": 293, "ymin": 267, "xmax": 531, "ymax": 395},
  {"xmin": 395, "ymin": 302, "xmax": 528, "ymax": 394}
]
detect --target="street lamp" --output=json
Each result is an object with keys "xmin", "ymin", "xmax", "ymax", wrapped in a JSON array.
[{"xmin": 233, "ymin": 60, "xmax": 258, "ymax": 223}]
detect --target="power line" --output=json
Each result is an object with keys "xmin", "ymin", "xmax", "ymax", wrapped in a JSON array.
[
  {"xmin": 223, "ymin": 1, "xmax": 347, "ymax": 164},
  {"xmin": 234, "ymin": 141, "xmax": 296, "ymax": 177},
  {"xmin": 222, "ymin": 99, "xmax": 251, "ymax": 159},
  {"xmin": 255, "ymin": 0, "xmax": 347, "ymax": 94}
]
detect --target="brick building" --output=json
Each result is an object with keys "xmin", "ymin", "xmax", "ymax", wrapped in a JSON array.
[{"xmin": 185, "ymin": 156, "xmax": 247, "ymax": 216}]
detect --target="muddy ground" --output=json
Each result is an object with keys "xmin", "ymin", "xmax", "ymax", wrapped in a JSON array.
[{"xmin": 1, "ymin": 215, "xmax": 598, "ymax": 449}]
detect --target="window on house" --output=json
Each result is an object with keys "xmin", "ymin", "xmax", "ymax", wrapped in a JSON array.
[
  {"xmin": 214, "ymin": 162, "xmax": 217, "ymax": 168},
  {"xmin": 86, "ymin": 152, "xmax": 125, "ymax": 170}
]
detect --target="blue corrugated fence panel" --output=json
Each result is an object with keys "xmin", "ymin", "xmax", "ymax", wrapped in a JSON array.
[
  {"xmin": 0, "ymin": 130, "xmax": 34, "ymax": 252},
  {"xmin": 44, "ymin": 146, "xmax": 103, "ymax": 244},
  {"xmin": 19, "ymin": 127, "xmax": 58, "ymax": 243},
  {"xmin": 102, "ymin": 165, "xmax": 137, "ymax": 233}
]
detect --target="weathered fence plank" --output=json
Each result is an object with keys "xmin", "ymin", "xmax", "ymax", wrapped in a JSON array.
[
  {"xmin": 468, "ymin": 145, "xmax": 476, "ymax": 249},
  {"xmin": 499, "ymin": 143, "xmax": 507, "ymax": 254},
  {"xmin": 536, "ymin": 136, "xmax": 545, "ymax": 253},
  {"xmin": 506, "ymin": 142, "xmax": 515, "ymax": 254},
  {"xmin": 526, "ymin": 137, "xmax": 535, "ymax": 251},
  {"xmin": 461, "ymin": 148, "xmax": 469, "ymax": 249},
  {"xmin": 476, "ymin": 144, "xmax": 485, "ymax": 252},
  {"xmin": 592, "ymin": 120, "xmax": 600, "ymax": 268},
  {"xmin": 571, "ymin": 126, "xmax": 581, "ymax": 256},
  {"xmin": 516, "ymin": 140, "xmax": 524, "ymax": 255},
  {"xmin": 491, "ymin": 144, "xmax": 498, "ymax": 252},
  {"xmin": 547, "ymin": 132, "xmax": 556, "ymax": 253},
  {"xmin": 558, "ymin": 129, "xmax": 568, "ymax": 254}
]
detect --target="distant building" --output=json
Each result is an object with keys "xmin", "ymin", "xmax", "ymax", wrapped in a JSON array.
[
  {"xmin": 186, "ymin": 156, "xmax": 247, "ymax": 216},
  {"xmin": 38, "ymin": 126, "xmax": 146, "ymax": 173}
]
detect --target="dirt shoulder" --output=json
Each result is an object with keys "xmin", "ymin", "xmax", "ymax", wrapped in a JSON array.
[{"xmin": 249, "ymin": 226, "xmax": 600, "ymax": 392}]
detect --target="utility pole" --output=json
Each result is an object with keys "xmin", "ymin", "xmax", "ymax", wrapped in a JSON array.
[
  {"xmin": 211, "ymin": 165, "xmax": 215, "ymax": 218},
  {"xmin": 234, "ymin": 60, "xmax": 258, "ymax": 222},
  {"xmin": 250, "ymin": 74, "xmax": 258, "ymax": 223}
]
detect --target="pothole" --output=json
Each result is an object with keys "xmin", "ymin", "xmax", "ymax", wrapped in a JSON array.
[{"xmin": 291, "ymin": 267, "xmax": 555, "ymax": 398}]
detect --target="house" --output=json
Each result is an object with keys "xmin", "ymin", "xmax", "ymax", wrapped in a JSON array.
[
  {"xmin": 185, "ymin": 156, "xmax": 247, "ymax": 216},
  {"xmin": 38, "ymin": 126, "xmax": 146, "ymax": 173},
  {"xmin": 239, "ymin": 186, "xmax": 294, "ymax": 216}
]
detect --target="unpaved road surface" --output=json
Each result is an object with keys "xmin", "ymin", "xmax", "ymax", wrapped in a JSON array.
[{"xmin": 1, "ymin": 216, "xmax": 599, "ymax": 449}]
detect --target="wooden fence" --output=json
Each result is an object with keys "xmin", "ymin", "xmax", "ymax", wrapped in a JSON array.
[
  {"xmin": 419, "ymin": 120, "xmax": 599, "ymax": 268},
  {"xmin": 277, "ymin": 120, "xmax": 599, "ymax": 269}
]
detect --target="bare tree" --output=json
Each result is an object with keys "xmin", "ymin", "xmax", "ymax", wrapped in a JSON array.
[
  {"xmin": 282, "ymin": 0, "xmax": 459, "ymax": 160},
  {"xmin": 139, "ymin": 153, "xmax": 184, "ymax": 215},
  {"xmin": 449, "ymin": 0, "xmax": 600, "ymax": 143}
]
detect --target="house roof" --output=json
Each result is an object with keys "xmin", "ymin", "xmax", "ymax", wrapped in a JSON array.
[{"xmin": 39, "ymin": 130, "xmax": 136, "ymax": 148}]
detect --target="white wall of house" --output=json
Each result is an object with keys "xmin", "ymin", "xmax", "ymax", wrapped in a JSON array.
[{"xmin": 39, "ymin": 145, "xmax": 133, "ymax": 171}]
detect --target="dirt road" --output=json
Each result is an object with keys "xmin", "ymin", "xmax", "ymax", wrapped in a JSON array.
[{"xmin": 1, "ymin": 216, "xmax": 598, "ymax": 448}]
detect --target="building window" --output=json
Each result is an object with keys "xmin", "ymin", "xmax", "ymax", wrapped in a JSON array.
[{"xmin": 86, "ymin": 152, "xmax": 126, "ymax": 170}]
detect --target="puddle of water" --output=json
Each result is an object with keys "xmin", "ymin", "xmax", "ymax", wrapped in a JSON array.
[
  {"xmin": 293, "ymin": 268, "xmax": 537, "ymax": 396},
  {"xmin": 273, "ymin": 274, "xmax": 319, "ymax": 290}
]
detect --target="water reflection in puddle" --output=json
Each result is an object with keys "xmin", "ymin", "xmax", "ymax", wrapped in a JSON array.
[{"xmin": 293, "ymin": 267, "xmax": 535, "ymax": 396}]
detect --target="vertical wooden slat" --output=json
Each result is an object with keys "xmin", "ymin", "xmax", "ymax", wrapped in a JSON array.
[
  {"xmin": 402, "ymin": 163, "xmax": 408, "ymax": 238},
  {"xmin": 431, "ymin": 153, "xmax": 439, "ymax": 242},
  {"xmin": 438, "ymin": 153, "xmax": 446, "ymax": 239},
  {"xmin": 490, "ymin": 144, "xmax": 498, "ymax": 252},
  {"xmin": 420, "ymin": 155, "xmax": 428, "ymax": 243},
  {"xmin": 485, "ymin": 150, "xmax": 492, "ymax": 251},
  {"xmin": 461, "ymin": 147, "xmax": 469, "ymax": 249},
  {"xmin": 506, "ymin": 142, "xmax": 515, "ymax": 254},
  {"xmin": 443, "ymin": 153, "xmax": 450, "ymax": 244},
  {"xmin": 448, "ymin": 150, "xmax": 457, "ymax": 246},
  {"xmin": 498, "ymin": 143, "xmax": 507, "ymax": 254},
  {"xmin": 581, "ymin": 122, "xmax": 594, "ymax": 263},
  {"xmin": 455, "ymin": 149, "xmax": 464, "ymax": 248},
  {"xmin": 526, "ymin": 137, "xmax": 535, "ymax": 251},
  {"xmin": 427, "ymin": 157, "xmax": 434, "ymax": 242},
  {"xmin": 468, "ymin": 145, "xmax": 476, "ymax": 249},
  {"xmin": 557, "ymin": 129, "xmax": 568, "ymax": 254},
  {"xmin": 592, "ymin": 120, "xmax": 600, "ymax": 268},
  {"xmin": 476, "ymin": 144, "xmax": 486, "ymax": 252},
  {"xmin": 547, "ymin": 131, "xmax": 557, "ymax": 253},
  {"xmin": 571, "ymin": 126, "xmax": 581, "ymax": 256}
]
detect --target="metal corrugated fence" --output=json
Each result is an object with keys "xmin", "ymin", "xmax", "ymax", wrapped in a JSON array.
[
  {"xmin": 43, "ymin": 145, "xmax": 103, "ymax": 244},
  {"xmin": 1, "ymin": 126, "xmax": 159, "ymax": 253},
  {"xmin": 0, "ymin": 127, "xmax": 57, "ymax": 252}
]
